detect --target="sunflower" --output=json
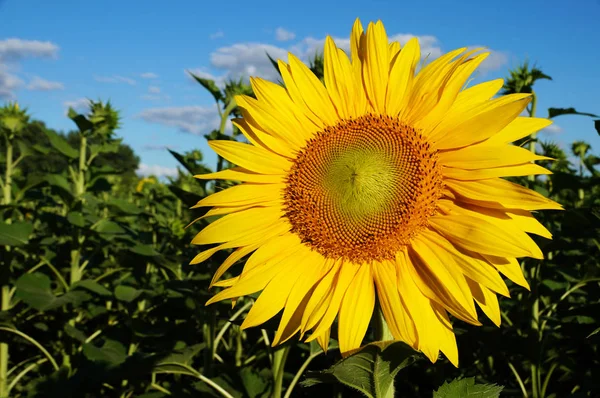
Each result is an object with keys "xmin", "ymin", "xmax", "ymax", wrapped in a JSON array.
[{"xmin": 190, "ymin": 19, "xmax": 561, "ymax": 366}]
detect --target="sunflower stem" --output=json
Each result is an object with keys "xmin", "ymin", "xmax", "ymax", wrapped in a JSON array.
[{"xmin": 272, "ymin": 344, "xmax": 291, "ymax": 398}]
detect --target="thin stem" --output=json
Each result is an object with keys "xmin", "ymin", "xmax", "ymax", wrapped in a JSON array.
[
  {"xmin": 0, "ymin": 286, "xmax": 11, "ymax": 398},
  {"xmin": 213, "ymin": 301, "xmax": 252, "ymax": 357},
  {"xmin": 283, "ymin": 350, "xmax": 323, "ymax": 398},
  {"xmin": 508, "ymin": 361, "xmax": 529, "ymax": 398},
  {"xmin": 2, "ymin": 137, "xmax": 13, "ymax": 205},
  {"xmin": 6, "ymin": 358, "xmax": 47, "ymax": 395},
  {"xmin": 0, "ymin": 327, "xmax": 59, "ymax": 371},
  {"xmin": 272, "ymin": 345, "xmax": 291, "ymax": 398}
]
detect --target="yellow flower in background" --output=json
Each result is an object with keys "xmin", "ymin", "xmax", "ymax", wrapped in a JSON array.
[{"xmin": 191, "ymin": 19, "xmax": 561, "ymax": 366}]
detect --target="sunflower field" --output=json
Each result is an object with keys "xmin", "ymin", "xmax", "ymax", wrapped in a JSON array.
[{"xmin": 1, "ymin": 27, "xmax": 599, "ymax": 398}]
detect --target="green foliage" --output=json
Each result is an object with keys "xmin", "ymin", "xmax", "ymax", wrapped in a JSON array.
[{"xmin": 433, "ymin": 378, "xmax": 503, "ymax": 398}]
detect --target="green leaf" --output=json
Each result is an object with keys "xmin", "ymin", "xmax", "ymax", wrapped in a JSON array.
[
  {"xmin": 15, "ymin": 273, "xmax": 90, "ymax": 311},
  {"xmin": 240, "ymin": 367, "xmax": 270, "ymax": 398},
  {"xmin": 92, "ymin": 219, "xmax": 126, "ymax": 234},
  {"xmin": 68, "ymin": 107, "xmax": 94, "ymax": 133},
  {"xmin": 0, "ymin": 221, "xmax": 33, "ymax": 246},
  {"xmin": 302, "ymin": 341, "xmax": 417, "ymax": 397},
  {"xmin": 115, "ymin": 285, "xmax": 143, "ymax": 303},
  {"xmin": 107, "ymin": 198, "xmax": 142, "ymax": 215},
  {"xmin": 189, "ymin": 72, "xmax": 223, "ymax": 103},
  {"xmin": 433, "ymin": 377, "xmax": 504, "ymax": 398},
  {"xmin": 73, "ymin": 279, "xmax": 112, "ymax": 297},
  {"xmin": 595, "ymin": 119, "xmax": 600, "ymax": 135},
  {"xmin": 548, "ymin": 107, "xmax": 598, "ymax": 119},
  {"xmin": 43, "ymin": 129, "xmax": 79, "ymax": 158},
  {"xmin": 129, "ymin": 244, "xmax": 160, "ymax": 257},
  {"xmin": 46, "ymin": 174, "xmax": 73, "ymax": 194},
  {"xmin": 64, "ymin": 324, "xmax": 87, "ymax": 342},
  {"xmin": 67, "ymin": 211, "xmax": 86, "ymax": 227},
  {"xmin": 82, "ymin": 339, "xmax": 127, "ymax": 366}
]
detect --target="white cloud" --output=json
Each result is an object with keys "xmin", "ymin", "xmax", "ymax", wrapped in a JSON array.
[
  {"xmin": 541, "ymin": 123, "xmax": 563, "ymax": 135},
  {"xmin": 0, "ymin": 38, "xmax": 59, "ymax": 62},
  {"xmin": 191, "ymin": 31, "xmax": 508, "ymax": 87},
  {"xmin": 27, "ymin": 76, "xmax": 64, "ymax": 91},
  {"xmin": 275, "ymin": 27, "xmax": 296, "ymax": 42},
  {"xmin": 138, "ymin": 104, "xmax": 231, "ymax": 135},
  {"xmin": 148, "ymin": 85, "xmax": 161, "ymax": 94},
  {"xmin": 63, "ymin": 98, "xmax": 90, "ymax": 113},
  {"xmin": 467, "ymin": 46, "xmax": 508, "ymax": 74},
  {"xmin": 94, "ymin": 75, "xmax": 136, "ymax": 85},
  {"xmin": 141, "ymin": 94, "xmax": 161, "ymax": 101},
  {"xmin": 137, "ymin": 163, "xmax": 179, "ymax": 178},
  {"xmin": 0, "ymin": 66, "xmax": 23, "ymax": 99},
  {"xmin": 210, "ymin": 30, "xmax": 224, "ymax": 39},
  {"xmin": 140, "ymin": 72, "xmax": 158, "ymax": 79},
  {"xmin": 0, "ymin": 38, "xmax": 60, "ymax": 99}
]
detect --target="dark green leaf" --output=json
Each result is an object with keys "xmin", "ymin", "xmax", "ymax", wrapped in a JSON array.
[
  {"xmin": 92, "ymin": 219, "xmax": 126, "ymax": 234},
  {"xmin": 43, "ymin": 129, "xmax": 79, "ymax": 158},
  {"xmin": 64, "ymin": 324, "xmax": 87, "ymax": 342},
  {"xmin": 73, "ymin": 280, "xmax": 112, "ymax": 297},
  {"xmin": 14, "ymin": 273, "xmax": 90, "ymax": 311},
  {"xmin": 115, "ymin": 285, "xmax": 143, "ymax": 303},
  {"xmin": 433, "ymin": 377, "xmax": 503, "ymax": 398},
  {"xmin": 129, "ymin": 244, "xmax": 160, "ymax": 257},
  {"xmin": 548, "ymin": 107, "xmax": 598, "ymax": 119},
  {"xmin": 82, "ymin": 339, "xmax": 127, "ymax": 366},
  {"xmin": 302, "ymin": 341, "xmax": 417, "ymax": 397},
  {"xmin": 46, "ymin": 174, "xmax": 72, "ymax": 194},
  {"xmin": 240, "ymin": 367, "xmax": 269, "ymax": 398},
  {"xmin": 107, "ymin": 198, "xmax": 142, "ymax": 215},
  {"xmin": 0, "ymin": 221, "xmax": 33, "ymax": 246},
  {"xmin": 68, "ymin": 107, "xmax": 94, "ymax": 133},
  {"xmin": 189, "ymin": 72, "xmax": 223, "ymax": 103},
  {"xmin": 67, "ymin": 211, "xmax": 85, "ymax": 227}
]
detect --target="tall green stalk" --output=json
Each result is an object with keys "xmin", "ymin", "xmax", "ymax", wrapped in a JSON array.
[
  {"xmin": 0, "ymin": 137, "xmax": 14, "ymax": 398},
  {"xmin": 373, "ymin": 305, "xmax": 394, "ymax": 398}
]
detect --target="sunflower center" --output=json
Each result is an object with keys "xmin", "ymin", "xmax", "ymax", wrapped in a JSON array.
[{"xmin": 284, "ymin": 114, "xmax": 444, "ymax": 263}]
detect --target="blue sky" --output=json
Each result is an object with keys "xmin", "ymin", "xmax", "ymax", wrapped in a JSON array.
[{"xmin": 1, "ymin": 0, "xmax": 599, "ymax": 177}]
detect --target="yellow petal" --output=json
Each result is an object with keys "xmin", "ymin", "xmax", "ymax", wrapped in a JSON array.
[
  {"xmin": 416, "ymin": 52, "xmax": 489, "ymax": 130},
  {"xmin": 409, "ymin": 235, "xmax": 480, "ymax": 324},
  {"xmin": 232, "ymin": 117, "xmax": 297, "ymax": 159},
  {"xmin": 235, "ymin": 95, "xmax": 309, "ymax": 149},
  {"xmin": 288, "ymin": 53, "xmax": 339, "ymax": 125},
  {"xmin": 206, "ymin": 241, "xmax": 304, "ymax": 305},
  {"xmin": 483, "ymin": 255, "xmax": 530, "ymax": 290},
  {"xmin": 467, "ymin": 279, "xmax": 501, "ymax": 326},
  {"xmin": 419, "ymin": 228, "xmax": 509, "ymax": 297},
  {"xmin": 429, "ymin": 214, "xmax": 543, "ymax": 259},
  {"xmin": 272, "ymin": 251, "xmax": 331, "ymax": 345},
  {"xmin": 192, "ymin": 207, "xmax": 284, "ymax": 245},
  {"xmin": 435, "ymin": 96, "xmax": 531, "ymax": 150},
  {"xmin": 373, "ymin": 259, "xmax": 417, "ymax": 346},
  {"xmin": 386, "ymin": 37, "xmax": 420, "ymax": 117},
  {"xmin": 306, "ymin": 262, "xmax": 361, "ymax": 340},
  {"xmin": 338, "ymin": 263, "xmax": 375, "ymax": 355},
  {"xmin": 443, "ymin": 163, "xmax": 552, "ymax": 180},
  {"xmin": 195, "ymin": 168, "xmax": 284, "ymax": 184},
  {"xmin": 192, "ymin": 183, "xmax": 284, "ymax": 208},
  {"xmin": 395, "ymin": 252, "xmax": 439, "ymax": 361},
  {"xmin": 324, "ymin": 36, "xmax": 354, "ymax": 119},
  {"xmin": 445, "ymin": 178, "xmax": 563, "ymax": 211},
  {"xmin": 208, "ymin": 140, "xmax": 290, "ymax": 174},
  {"xmin": 363, "ymin": 21, "xmax": 389, "ymax": 114},
  {"xmin": 486, "ymin": 117, "xmax": 553, "ymax": 145},
  {"xmin": 249, "ymin": 77, "xmax": 316, "ymax": 146},
  {"xmin": 301, "ymin": 260, "xmax": 340, "ymax": 333},
  {"xmin": 350, "ymin": 18, "xmax": 365, "ymax": 65},
  {"xmin": 452, "ymin": 79, "xmax": 504, "ymax": 112},
  {"xmin": 439, "ymin": 144, "xmax": 552, "ymax": 169},
  {"xmin": 431, "ymin": 303, "xmax": 459, "ymax": 367},
  {"xmin": 316, "ymin": 327, "xmax": 331, "ymax": 353},
  {"xmin": 210, "ymin": 244, "xmax": 258, "ymax": 287}
]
